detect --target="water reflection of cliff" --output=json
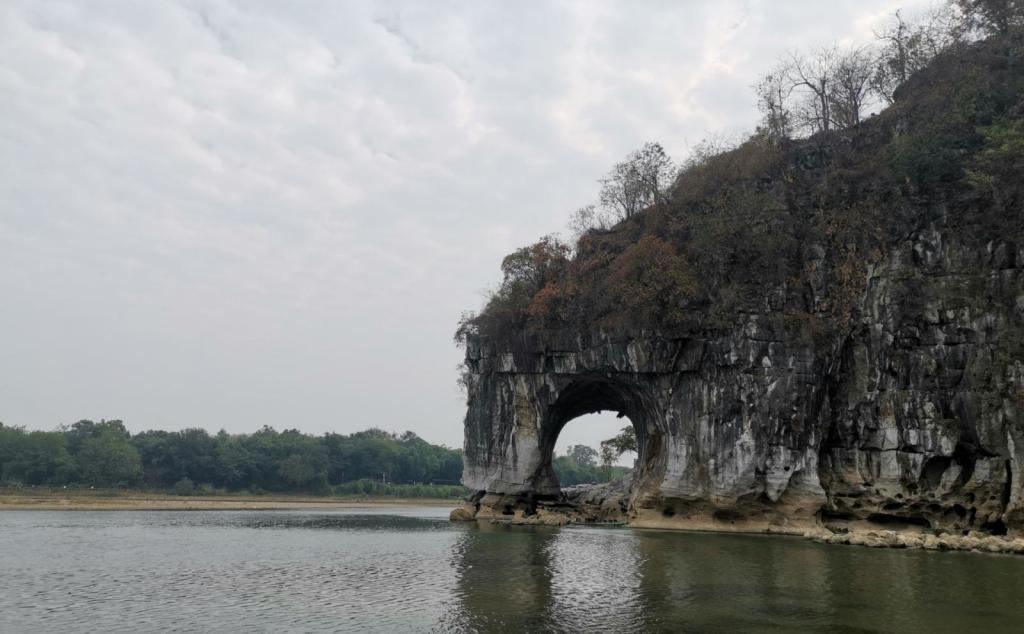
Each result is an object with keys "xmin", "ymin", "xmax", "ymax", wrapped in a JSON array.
[
  {"xmin": 439, "ymin": 523, "xmax": 647, "ymax": 632},
  {"xmin": 439, "ymin": 525, "xmax": 1024, "ymax": 632},
  {"xmin": 635, "ymin": 530, "xmax": 1024, "ymax": 631},
  {"xmin": 633, "ymin": 531, "xmax": 833, "ymax": 631},
  {"xmin": 438, "ymin": 522, "xmax": 556, "ymax": 632}
]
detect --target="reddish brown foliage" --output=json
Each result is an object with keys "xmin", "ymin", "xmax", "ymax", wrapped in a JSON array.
[{"xmin": 605, "ymin": 235, "xmax": 697, "ymax": 327}]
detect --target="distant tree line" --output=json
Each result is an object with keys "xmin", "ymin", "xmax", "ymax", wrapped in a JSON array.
[
  {"xmin": 552, "ymin": 443, "xmax": 631, "ymax": 486},
  {"xmin": 0, "ymin": 420, "xmax": 463, "ymax": 496}
]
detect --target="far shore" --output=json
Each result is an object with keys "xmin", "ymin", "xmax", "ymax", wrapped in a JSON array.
[{"xmin": 0, "ymin": 490, "xmax": 460, "ymax": 511}]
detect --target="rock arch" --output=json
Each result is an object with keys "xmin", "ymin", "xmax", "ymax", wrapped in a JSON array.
[
  {"xmin": 459, "ymin": 331, "xmax": 829, "ymax": 530},
  {"xmin": 536, "ymin": 377, "xmax": 663, "ymax": 497}
]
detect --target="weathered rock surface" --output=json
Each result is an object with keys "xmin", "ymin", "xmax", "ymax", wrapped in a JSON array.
[
  {"xmin": 803, "ymin": 527, "xmax": 1024, "ymax": 555},
  {"xmin": 818, "ymin": 230, "xmax": 1023, "ymax": 537},
  {"xmin": 449, "ymin": 505, "xmax": 477, "ymax": 522}
]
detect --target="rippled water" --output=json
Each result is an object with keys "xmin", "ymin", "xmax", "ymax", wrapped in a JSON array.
[{"xmin": 2, "ymin": 508, "xmax": 1022, "ymax": 633}]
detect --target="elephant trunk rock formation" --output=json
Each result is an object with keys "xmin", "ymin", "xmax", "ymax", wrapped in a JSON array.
[
  {"xmin": 454, "ymin": 35, "xmax": 1024, "ymax": 542},
  {"xmin": 457, "ymin": 231, "xmax": 1023, "ymax": 537}
]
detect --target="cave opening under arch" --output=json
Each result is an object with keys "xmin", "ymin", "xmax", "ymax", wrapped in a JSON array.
[{"xmin": 533, "ymin": 377, "xmax": 664, "ymax": 498}]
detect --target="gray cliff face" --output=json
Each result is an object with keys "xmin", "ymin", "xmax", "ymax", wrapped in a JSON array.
[
  {"xmin": 821, "ymin": 227, "xmax": 1023, "ymax": 534},
  {"xmin": 460, "ymin": 227, "xmax": 1024, "ymax": 535}
]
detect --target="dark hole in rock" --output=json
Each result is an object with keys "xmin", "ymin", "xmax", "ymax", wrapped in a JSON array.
[
  {"xmin": 965, "ymin": 493, "xmax": 975, "ymax": 504},
  {"xmin": 784, "ymin": 466, "xmax": 790, "ymax": 472},
  {"xmin": 951, "ymin": 443, "xmax": 977, "ymax": 485},
  {"xmin": 928, "ymin": 503, "xmax": 943, "ymax": 513},
  {"xmin": 501, "ymin": 506, "xmax": 515, "ymax": 516},
  {"xmin": 968, "ymin": 507, "xmax": 977, "ymax": 526},
  {"xmin": 952, "ymin": 504, "xmax": 967, "ymax": 519},
  {"xmin": 921, "ymin": 456, "xmax": 952, "ymax": 490},
  {"xmin": 852, "ymin": 502, "xmax": 862, "ymax": 509},
  {"xmin": 713, "ymin": 508, "xmax": 744, "ymax": 522},
  {"xmin": 1004, "ymin": 461, "xmax": 1013, "ymax": 509},
  {"xmin": 906, "ymin": 483, "xmax": 918, "ymax": 493},
  {"xmin": 662, "ymin": 507, "xmax": 676, "ymax": 518},
  {"xmin": 895, "ymin": 493, "xmax": 903, "ymax": 500},
  {"xmin": 883, "ymin": 502, "xmax": 903, "ymax": 511},
  {"xmin": 867, "ymin": 513, "xmax": 931, "ymax": 528},
  {"xmin": 982, "ymin": 519, "xmax": 1008, "ymax": 536},
  {"xmin": 821, "ymin": 509, "xmax": 857, "ymax": 521}
]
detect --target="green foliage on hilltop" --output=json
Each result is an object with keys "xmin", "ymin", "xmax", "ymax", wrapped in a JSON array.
[
  {"xmin": 968, "ymin": 116, "xmax": 1024, "ymax": 198},
  {"xmin": 0, "ymin": 421, "xmax": 464, "ymax": 496}
]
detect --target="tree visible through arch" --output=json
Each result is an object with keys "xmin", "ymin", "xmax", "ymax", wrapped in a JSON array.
[
  {"xmin": 552, "ymin": 412, "xmax": 638, "ymax": 486},
  {"xmin": 532, "ymin": 377, "xmax": 662, "ymax": 497}
]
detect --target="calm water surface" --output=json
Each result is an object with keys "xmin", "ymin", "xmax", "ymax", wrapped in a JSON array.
[{"xmin": 1, "ymin": 507, "xmax": 1022, "ymax": 633}]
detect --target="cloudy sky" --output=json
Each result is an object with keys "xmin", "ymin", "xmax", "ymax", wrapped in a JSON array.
[{"xmin": 1, "ymin": 0, "xmax": 930, "ymax": 451}]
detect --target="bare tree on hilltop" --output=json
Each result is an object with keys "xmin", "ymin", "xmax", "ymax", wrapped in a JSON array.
[
  {"xmin": 784, "ymin": 47, "xmax": 839, "ymax": 134},
  {"xmin": 754, "ymin": 70, "xmax": 793, "ymax": 140},
  {"xmin": 598, "ymin": 142, "xmax": 676, "ymax": 222},
  {"xmin": 829, "ymin": 47, "xmax": 875, "ymax": 129},
  {"xmin": 773, "ymin": 46, "xmax": 876, "ymax": 136},
  {"xmin": 871, "ymin": 9, "xmax": 956, "ymax": 103},
  {"xmin": 567, "ymin": 204, "xmax": 612, "ymax": 241}
]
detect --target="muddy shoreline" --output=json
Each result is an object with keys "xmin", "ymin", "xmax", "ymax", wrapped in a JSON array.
[{"xmin": 0, "ymin": 493, "xmax": 458, "ymax": 511}]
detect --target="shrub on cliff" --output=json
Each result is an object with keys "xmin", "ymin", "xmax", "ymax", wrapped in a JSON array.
[
  {"xmin": 465, "ymin": 235, "xmax": 571, "ymax": 341},
  {"xmin": 604, "ymin": 235, "xmax": 697, "ymax": 328},
  {"xmin": 968, "ymin": 115, "xmax": 1024, "ymax": 208},
  {"xmin": 471, "ymin": 233, "xmax": 698, "ymax": 339}
]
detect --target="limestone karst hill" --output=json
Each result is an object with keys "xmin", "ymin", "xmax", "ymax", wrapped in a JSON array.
[{"xmin": 455, "ymin": 33, "xmax": 1024, "ymax": 540}]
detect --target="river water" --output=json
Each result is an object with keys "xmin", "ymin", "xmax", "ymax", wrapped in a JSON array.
[{"xmin": 1, "ymin": 507, "xmax": 1022, "ymax": 633}]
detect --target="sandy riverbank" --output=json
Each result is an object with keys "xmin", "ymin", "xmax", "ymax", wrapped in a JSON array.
[{"xmin": 0, "ymin": 492, "xmax": 459, "ymax": 511}]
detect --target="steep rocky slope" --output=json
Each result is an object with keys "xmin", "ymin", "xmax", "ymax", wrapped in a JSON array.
[{"xmin": 456, "ymin": 34, "xmax": 1024, "ymax": 540}]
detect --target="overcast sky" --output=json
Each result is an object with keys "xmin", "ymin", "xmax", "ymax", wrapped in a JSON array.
[{"xmin": 1, "ymin": 0, "xmax": 931, "ymax": 451}]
